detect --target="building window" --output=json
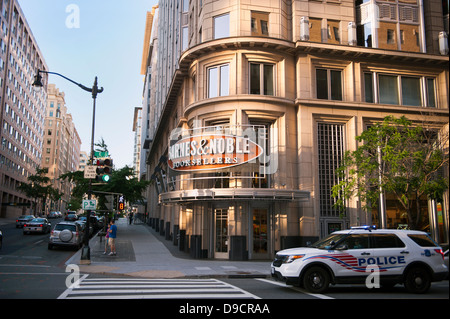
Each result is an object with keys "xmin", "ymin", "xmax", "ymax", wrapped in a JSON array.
[
  {"xmin": 316, "ymin": 69, "xmax": 342, "ymax": 101},
  {"xmin": 182, "ymin": 26, "xmax": 189, "ymax": 51},
  {"xmin": 327, "ymin": 20, "xmax": 340, "ymax": 44},
  {"xmin": 251, "ymin": 12, "xmax": 269, "ymax": 36},
  {"xmin": 214, "ymin": 13, "xmax": 229, "ymax": 39},
  {"xmin": 378, "ymin": 74, "xmax": 399, "ymax": 105},
  {"xmin": 208, "ymin": 64, "xmax": 229, "ymax": 98},
  {"xmin": 387, "ymin": 29, "xmax": 395, "ymax": 44},
  {"xmin": 250, "ymin": 63, "xmax": 274, "ymax": 95},
  {"xmin": 401, "ymin": 76, "xmax": 421, "ymax": 106},
  {"xmin": 426, "ymin": 78, "xmax": 436, "ymax": 108},
  {"xmin": 182, "ymin": 0, "xmax": 189, "ymax": 13},
  {"xmin": 365, "ymin": 72, "xmax": 437, "ymax": 107},
  {"xmin": 318, "ymin": 122, "xmax": 345, "ymax": 218},
  {"xmin": 364, "ymin": 72, "xmax": 374, "ymax": 103}
]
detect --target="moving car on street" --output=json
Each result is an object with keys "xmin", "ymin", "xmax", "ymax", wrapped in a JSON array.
[
  {"xmin": 16, "ymin": 215, "xmax": 35, "ymax": 228},
  {"xmin": 23, "ymin": 218, "xmax": 52, "ymax": 234},
  {"xmin": 47, "ymin": 211, "xmax": 60, "ymax": 219},
  {"xmin": 271, "ymin": 226, "xmax": 447, "ymax": 294},
  {"xmin": 64, "ymin": 213, "xmax": 78, "ymax": 222}
]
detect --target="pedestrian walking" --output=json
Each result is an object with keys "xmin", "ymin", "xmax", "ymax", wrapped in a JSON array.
[
  {"xmin": 108, "ymin": 219, "xmax": 117, "ymax": 256},
  {"xmin": 129, "ymin": 212, "xmax": 133, "ymax": 225}
]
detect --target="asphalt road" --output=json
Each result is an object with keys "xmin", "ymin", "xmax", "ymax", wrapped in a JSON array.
[
  {"xmin": 0, "ymin": 218, "xmax": 448, "ymax": 301},
  {"xmin": 0, "ymin": 218, "xmax": 78, "ymax": 298}
]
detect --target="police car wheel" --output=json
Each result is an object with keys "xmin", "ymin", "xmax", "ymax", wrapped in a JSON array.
[
  {"xmin": 303, "ymin": 266, "xmax": 330, "ymax": 294},
  {"xmin": 404, "ymin": 266, "xmax": 431, "ymax": 294}
]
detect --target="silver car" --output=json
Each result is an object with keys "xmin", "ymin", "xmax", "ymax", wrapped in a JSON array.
[
  {"xmin": 48, "ymin": 222, "xmax": 84, "ymax": 250},
  {"xmin": 16, "ymin": 215, "xmax": 35, "ymax": 228},
  {"xmin": 23, "ymin": 218, "xmax": 52, "ymax": 234}
]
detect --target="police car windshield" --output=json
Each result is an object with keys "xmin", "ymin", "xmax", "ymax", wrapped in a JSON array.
[{"xmin": 311, "ymin": 233, "xmax": 348, "ymax": 249}]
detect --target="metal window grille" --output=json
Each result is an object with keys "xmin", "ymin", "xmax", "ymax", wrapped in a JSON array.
[{"xmin": 318, "ymin": 123, "xmax": 345, "ymax": 217}]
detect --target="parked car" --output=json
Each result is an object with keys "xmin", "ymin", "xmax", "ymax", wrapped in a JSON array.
[
  {"xmin": 23, "ymin": 218, "xmax": 52, "ymax": 234},
  {"xmin": 272, "ymin": 226, "xmax": 447, "ymax": 294},
  {"xmin": 64, "ymin": 213, "xmax": 78, "ymax": 221},
  {"xmin": 75, "ymin": 220, "xmax": 93, "ymax": 237},
  {"xmin": 441, "ymin": 244, "xmax": 449, "ymax": 279},
  {"xmin": 16, "ymin": 215, "xmax": 35, "ymax": 228},
  {"xmin": 96, "ymin": 216, "xmax": 105, "ymax": 229},
  {"xmin": 48, "ymin": 222, "xmax": 84, "ymax": 250}
]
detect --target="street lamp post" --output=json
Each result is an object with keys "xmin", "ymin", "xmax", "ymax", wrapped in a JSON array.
[{"xmin": 33, "ymin": 70, "xmax": 104, "ymax": 264}]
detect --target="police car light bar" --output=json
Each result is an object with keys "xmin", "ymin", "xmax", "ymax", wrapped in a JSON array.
[{"xmin": 350, "ymin": 225, "xmax": 377, "ymax": 231}]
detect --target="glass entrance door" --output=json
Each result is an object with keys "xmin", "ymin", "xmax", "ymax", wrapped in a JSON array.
[
  {"xmin": 214, "ymin": 208, "xmax": 228, "ymax": 259},
  {"xmin": 253, "ymin": 208, "xmax": 268, "ymax": 258}
]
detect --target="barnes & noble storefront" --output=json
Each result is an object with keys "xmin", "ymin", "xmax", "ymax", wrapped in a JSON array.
[{"xmin": 152, "ymin": 124, "xmax": 310, "ymax": 260}]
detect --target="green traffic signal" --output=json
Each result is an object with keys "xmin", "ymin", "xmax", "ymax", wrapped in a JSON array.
[{"xmin": 94, "ymin": 157, "xmax": 113, "ymax": 183}]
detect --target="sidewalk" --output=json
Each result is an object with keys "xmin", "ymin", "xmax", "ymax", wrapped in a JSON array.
[{"xmin": 67, "ymin": 218, "xmax": 272, "ymax": 279}]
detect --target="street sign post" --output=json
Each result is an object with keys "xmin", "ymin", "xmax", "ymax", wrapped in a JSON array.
[{"xmin": 82, "ymin": 199, "xmax": 97, "ymax": 211}]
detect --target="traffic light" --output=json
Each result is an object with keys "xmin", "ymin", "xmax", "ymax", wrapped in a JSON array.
[
  {"xmin": 95, "ymin": 158, "xmax": 113, "ymax": 182},
  {"xmin": 118, "ymin": 195, "xmax": 125, "ymax": 211}
]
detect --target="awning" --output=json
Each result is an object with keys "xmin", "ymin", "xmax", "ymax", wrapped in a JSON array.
[{"xmin": 159, "ymin": 188, "xmax": 310, "ymax": 204}]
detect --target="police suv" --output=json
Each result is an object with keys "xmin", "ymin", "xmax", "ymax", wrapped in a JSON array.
[{"xmin": 271, "ymin": 227, "xmax": 448, "ymax": 294}]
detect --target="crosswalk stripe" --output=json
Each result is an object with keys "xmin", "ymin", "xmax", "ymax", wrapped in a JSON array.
[{"xmin": 59, "ymin": 276, "xmax": 260, "ymax": 299}]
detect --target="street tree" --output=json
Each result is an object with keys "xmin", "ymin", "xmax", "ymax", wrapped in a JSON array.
[
  {"xmin": 332, "ymin": 116, "xmax": 448, "ymax": 230},
  {"xmin": 17, "ymin": 167, "xmax": 59, "ymax": 215},
  {"xmin": 95, "ymin": 137, "xmax": 109, "ymax": 156},
  {"xmin": 60, "ymin": 165, "xmax": 150, "ymax": 212}
]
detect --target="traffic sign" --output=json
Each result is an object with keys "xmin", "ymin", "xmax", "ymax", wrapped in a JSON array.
[
  {"xmin": 84, "ymin": 166, "xmax": 97, "ymax": 179},
  {"xmin": 105, "ymin": 195, "xmax": 114, "ymax": 210},
  {"xmin": 94, "ymin": 151, "xmax": 109, "ymax": 158},
  {"xmin": 82, "ymin": 200, "xmax": 97, "ymax": 211}
]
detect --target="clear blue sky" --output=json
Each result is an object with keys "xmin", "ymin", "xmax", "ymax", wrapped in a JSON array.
[{"xmin": 18, "ymin": 0, "xmax": 158, "ymax": 169}]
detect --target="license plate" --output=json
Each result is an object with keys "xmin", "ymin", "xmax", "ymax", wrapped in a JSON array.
[{"xmin": 271, "ymin": 267, "xmax": 275, "ymax": 274}]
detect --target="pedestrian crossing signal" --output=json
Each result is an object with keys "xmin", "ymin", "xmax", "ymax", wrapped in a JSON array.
[{"xmin": 118, "ymin": 195, "xmax": 125, "ymax": 210}]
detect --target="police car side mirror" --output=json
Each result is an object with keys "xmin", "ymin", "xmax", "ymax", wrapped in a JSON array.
[{"xmin": 336, "ymin": 244, "xmax": 348, "ymax": 251}]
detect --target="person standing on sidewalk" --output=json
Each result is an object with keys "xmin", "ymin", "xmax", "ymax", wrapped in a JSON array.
[
  {"xmin": 108, "ymin": 219, "xmax": 117, "ymax": 256},
  {"xmin": 103, "ymin": 221, "xmax": 111, "ymax": 255}
]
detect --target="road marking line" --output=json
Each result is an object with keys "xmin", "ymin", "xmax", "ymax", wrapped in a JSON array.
[
  {"xmin": 256, "ymin": 278, "xmax": 334, "ymax": 299},
  {"xmin": 57, "ymin": 274, "xmax": 88, "ymax": 299},
  {"xmin": 0, "ymin": 264, "xmax": 50, "ymax": 268},
  {"xmin": 0, "ymin": 272, "xmax": 68, "ymax": 275},
  {"xmin": 195, "ymin": 267, "xmax": 212, "ymax": 270},
  {"xmin": 59, "ymin": 276, "xmax": 260, "ymax": 299}
]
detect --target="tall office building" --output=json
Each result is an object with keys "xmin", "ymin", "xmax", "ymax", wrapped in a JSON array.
[
  {"xmin": 0, "ymin": 0, "xmax": 48, "ymax": 218},
  {"xmin": 42, "ymin": 84, "xmax": 81, "ymax": 214},
  {"xmin": 142, "ymin": 0, "xmax": 448, "ymax": 260}
]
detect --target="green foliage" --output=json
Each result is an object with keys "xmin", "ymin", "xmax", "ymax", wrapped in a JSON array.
[
  {"xmin": 59, "ymin": 165, "xmax": 150, "ymax": 212},
  {"xmin": 332, "ymin": 116, "xmax": 448, "ymax": 229},
  {"xmin": 17, "ymin": 167, "xmax": 60, "ymax": 214}
]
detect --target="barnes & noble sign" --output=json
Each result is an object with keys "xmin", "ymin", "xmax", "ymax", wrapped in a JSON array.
[{"xmin": 168, "ymin": 126, "xmax": 268, "ymax": 172}]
